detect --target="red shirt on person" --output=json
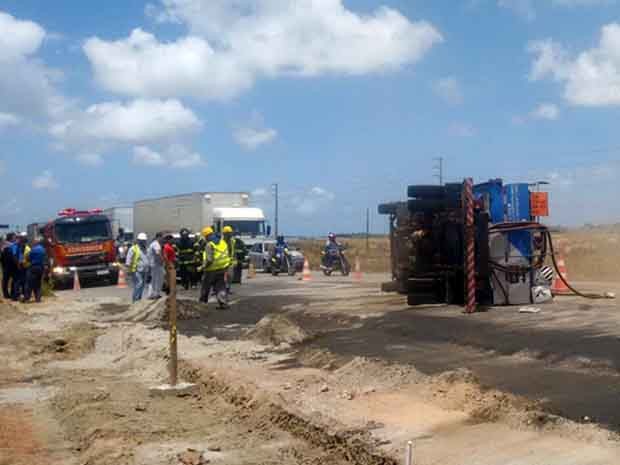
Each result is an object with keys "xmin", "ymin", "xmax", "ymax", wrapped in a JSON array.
[{"xmin": 163, "ymin": 242, "xmax": 176, "ymax": 264}]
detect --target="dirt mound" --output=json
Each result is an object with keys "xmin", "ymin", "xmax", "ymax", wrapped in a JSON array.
[
  {"xmin": 436, "ymin": 368, "xmax": 479, "ymax": 385},
  {"xmin": 245, "ymin": 314, "xmax": 313, "ymax": 346},
  {"xmin": 101, "ymin": 298, "xmax": 204, "ymax": 324},
  {"xmin": 333, "ymin": 356, "xmax": 423, "ymax": 390}
]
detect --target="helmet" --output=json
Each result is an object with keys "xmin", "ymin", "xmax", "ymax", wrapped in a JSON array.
[
  {"xmin": 222, "ymin": 225, "xmax": 233, "ymax": 234},
  {"xmin": 137, "ymin": 232, "xmax": 148, "ymax": 241},
  {"xmin": 202, "ymin": 226, "xmax": 214, "ymax": 237},
  {"xmin": 180, "ymin": 228, "xmax": 190, "ymax": 236},
  {"xmin": 328, "ymin": 232, "xmax": 336, "ymax": 241}
]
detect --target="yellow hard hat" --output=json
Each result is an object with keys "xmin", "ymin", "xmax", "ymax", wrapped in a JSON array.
[
  {"xmin": 202, "ymin": 226, "xmax": 214, "ymax": 237},
  {"xmin": 222, "ymin": 225, "xmax": 233, "ymax": 234}
]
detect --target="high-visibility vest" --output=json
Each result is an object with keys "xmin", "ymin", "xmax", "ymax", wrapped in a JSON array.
[
  {"xmin": 22, "ymin": 245, "xmax": 32, "ymax": 268},
  {"xmin": 129, "ymin": 244, "xmax": 141, "ymax": 272},
  {"xmin": 203, "ymin": 240, "xmax": 230, "ymax": 272}
]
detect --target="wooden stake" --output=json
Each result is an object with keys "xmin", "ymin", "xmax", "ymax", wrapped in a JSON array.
[{"xmin": 168, "ymin": 264, "xmax": 178, "ymax": 386}]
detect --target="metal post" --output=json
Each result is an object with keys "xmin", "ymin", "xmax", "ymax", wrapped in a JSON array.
[
  {"xmin": 405, "ymin": 440, "xmax": 414, "ymax": 465},
  {"xmin": 433, "ymin": 157, "xmax": 444, "ymax": 186},
  {"xmin": 366, "ymin": 208, "xmax": 370, "ymax": 253},
  {"xmin": 464, "ymin": 178, "xmax": 476, "ymax": 314},
  {"xmin": 273, "ymin": 183, "xmax": 279, "ymax": 238},
  {"xmin": 168, "ymin": 264, "xmax": 178, "ymax": 386}
]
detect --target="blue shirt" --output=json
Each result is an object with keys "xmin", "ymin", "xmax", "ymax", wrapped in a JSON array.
[{"xmin": 29, "ymin": 244, "xmax": 47, "ymax": 267}]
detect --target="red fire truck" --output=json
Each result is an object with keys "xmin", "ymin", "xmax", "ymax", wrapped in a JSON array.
[{"xmin": 42, "ymin": 208, "xmax": 120, "ymax": 288}]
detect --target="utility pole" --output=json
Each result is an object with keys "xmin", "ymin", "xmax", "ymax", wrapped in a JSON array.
[
  {"xmin": 366, "ymin": 208, "xmax": 370, "ymax": 252},
  {"xmin": 433, "ymin": 157, "xmax": 444, "ymax": 186},
  {"xmin": 272, "ymin": 183, "xmax": 279, "ymax": 238}
]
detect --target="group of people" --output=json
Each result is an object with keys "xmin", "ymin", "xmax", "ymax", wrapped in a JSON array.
[
  {"xmin": 125, "ymin": 226, "xmax": 243, "ymax": 310},
  {"xmin": 125, "ymin": 232, "xmax": 176, "ymax": 303},
  {"xmin": 0, "ymin": 232, "xmax": 48, "ymax": 303}
]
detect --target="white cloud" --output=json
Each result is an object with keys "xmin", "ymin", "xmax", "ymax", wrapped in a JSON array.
[
  {"xmin": 85, "ymin": 1, "xmax": 442, "ymax": 100},
  {"xmin": 529, "ymin": 24, "xmax": 620, "ymax": 106},
  {"xmin": 51, "ymin": 99, "xmax": 200, "ymax": 146},
  {"xmin": 32, "ymin": 170, "xmax": 58, "ymax": 190},
  {"xmin": 76, "ymin": 153, "xmax": 104, "ymax": 166},
  {"xmin": 292, "ymin": 186, "xmax": 335, "ymax": 215},
  {"xmin": 0, "ymin": 11, "xmax": 68, "ymax": 124},
  {"xmin": 133, "ymin": 145, "xmax": 165, "ymax": 166},
  {"xmin": 132, "ymin": 144, "xmax": 205, "ymax": 168},
  {"xmin": 449, "ymin": 122, "xmax": 476, "ymax": 137},
  {"xmin": 0, "ymin": 11, "xmax": 45, "ymax": 60},
  {"xmin": 531, "ymin": 103, "xmax": 560, "ymax": 120},
  {"xmin": 432, "ymin": 77, "xmax": 463, "ymax": 105},
  {"xmin": 234, "ymin": 127, "xmax": 277, "ymax": 151},
  {"xmin": 0, "ymin": 112, "xmax": 20, "ymax": 128}
]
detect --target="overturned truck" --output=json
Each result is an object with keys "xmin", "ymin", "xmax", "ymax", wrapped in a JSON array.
[{"xmin": 379, "ymin": 179, "xmax": 557, "ymax": 310}]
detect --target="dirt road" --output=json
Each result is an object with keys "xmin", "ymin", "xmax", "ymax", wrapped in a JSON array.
[{"xmin": 1, "ymin": 273, "xmax": 620, "ymax": 464}]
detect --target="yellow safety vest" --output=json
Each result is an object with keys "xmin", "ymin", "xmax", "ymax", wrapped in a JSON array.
[
  {"xmin": 129, "ymin": 244, "xmax": 141, "ymax": 272},
  {"xmin": 203, "ymin": 240, "xmax": 230, "ymax": 272},
  {"xmin": 22, "ymin": 245, "xmax": 32, "ymax": 269}
]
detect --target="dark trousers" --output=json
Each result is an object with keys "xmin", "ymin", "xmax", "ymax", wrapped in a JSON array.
[
  {"xmin": 200, "ymin": 270, "xmax": 228, "ymax": 307},
  {"xmin": 1, "ymin": 265, "xmax": 14, "ymax": 299},
  {"xmin": 25, "ymin": 265, "xmax": 44, "ymax": 302},
  {"xmin": 12, "ymin": 268, "xmax": 25, "ymax": 301}
]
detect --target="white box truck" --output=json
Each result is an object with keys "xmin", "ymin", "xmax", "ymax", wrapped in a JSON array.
[
  {"xmin": 104, "ymin": 207, "xmax": 134, "ymax": 242},
  {"xmin": 133, "ymin": 192, "xmax": 269, "ymax": 245}
]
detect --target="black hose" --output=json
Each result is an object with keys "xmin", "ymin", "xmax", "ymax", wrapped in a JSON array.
[
  {"xmin": 488, "ymin": 222, "xmax": 614, "ymax": 300},
  {"xmin": 544, "ymin": 230, "xmax": 613, "ymax": 299}
]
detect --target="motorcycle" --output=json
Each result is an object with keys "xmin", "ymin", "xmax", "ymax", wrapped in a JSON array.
[
  {"xmin": 270, "ymin": 247, "xmax": 296, "ymax": 276},
  {"xmin": 321, "ymin": 246, "xmax": 350, "ymax": 276}
]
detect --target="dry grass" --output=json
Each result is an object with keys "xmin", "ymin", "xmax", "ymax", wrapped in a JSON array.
[
  {"xmin": 556, "ymin": 230, "xmax": 620, "ymax": 282},
  {"xmin": 295, "ymin": 229, "xmax": 620, "ymax": 282}
]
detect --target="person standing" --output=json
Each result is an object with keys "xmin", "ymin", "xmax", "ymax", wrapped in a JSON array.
[
  {"xmin": 176, "ymin": 228, "xmax": 195, "ymax": 290},
  {"xmin": 125, "ymin": 233, "xmax": 149, "ymax": 302},
  {"xmin": 199, "ymin": 227, "xmax": 230, "ymax": 309},
  {"xmin": 222, "ymin": 226, "xmax": 245, "ymax": 294},
  {"xmin": 163, "ymin": 234, "xmax": 176, "ymax": 293},
  {"xmin": 24, "ymin": 239, "xmax": 47, "ymax": 303},
  {"xmin": 1, "ymin": 232, "xmax": 16, "ymax": 299},
  {"xmin": 16, "ymin": 234, "xmax": 30, "ymax": 302},
  {"xmin": 147, "ymin": 232, "xmax": 164, "ymax": 299}
]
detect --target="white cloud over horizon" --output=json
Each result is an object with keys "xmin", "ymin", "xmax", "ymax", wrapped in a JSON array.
[
  {"xmin": 529, "ymin": 24, "xmax": 620, "ymax": 106},
  {"xmin": 85, "ymin": 0, "xmax": 443, "ymax": 100}
]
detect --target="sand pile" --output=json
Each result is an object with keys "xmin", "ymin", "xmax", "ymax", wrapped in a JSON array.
[
  {"xmin": 101, "ymin": 298, "xmax": 205, "ymax": 324},
  {"xmin": 245, "ymin": 314, "xmax": 314, "ymax": 346}
]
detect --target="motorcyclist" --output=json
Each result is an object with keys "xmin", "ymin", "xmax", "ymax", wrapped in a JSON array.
[
  {"xmin": 322, "ymin": 233, "xmax": 342, "ymax": 268},
  {"xmin": 271, "ymin": 235, "xmax": 290, "ymax": 271}
]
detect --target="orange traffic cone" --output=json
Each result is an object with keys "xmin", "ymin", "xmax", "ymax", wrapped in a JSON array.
[
  {"xmin": 247, "ymin": 262, "xmax": 256, "ymax": 279},
  {"xmin": 552, "ymin": 242, "xmax": 571, "ymax": 295},
  {"xmin": 73, "ymin": 269, "xmax": 81, "ymax": 292},
  {"xmin": 353, "ymin": 256, "xmax": 362, "ymax": 282},
  {"xmin": 302, "ymin": 259, "xmax": 312, "ymax": 282},
  {"xmin": 117, "ymin": 268, "xmax": 128, "ymax": 289}
]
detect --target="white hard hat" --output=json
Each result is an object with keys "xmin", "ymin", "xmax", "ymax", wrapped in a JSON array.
[{"xmin": 137, "ymin": 232, "xmax": 148, "ymax": 241}]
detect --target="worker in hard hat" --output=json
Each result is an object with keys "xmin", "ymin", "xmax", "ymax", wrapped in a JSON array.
[
  {"xmin": 198, "ymin": 226, "xmax": 230, "ymax": 309},
  {"xmin": 192, "ymin": 230, "xmax": 207, "ymax": 288},
  {"xmin": 222, "ymin": 225, "xmax": 246, "ymax": 294},
  {"xmin": 125, "ymin": 233, "xmax": 149, "ymax": 302}
]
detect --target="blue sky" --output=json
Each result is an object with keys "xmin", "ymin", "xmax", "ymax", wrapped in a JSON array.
[{"xmin": 1, "ymin": 0, "xmax": 620, "ymax": 234}]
